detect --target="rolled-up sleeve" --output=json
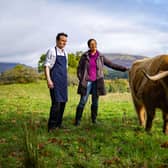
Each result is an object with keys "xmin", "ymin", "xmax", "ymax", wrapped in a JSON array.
[
  {"xmin": 44, "ymin": 49, "xmax": 52, "ymax": 68},
  {"xmin": 66, "ymin": 52, "xmax": 68, "ymax": 68}
]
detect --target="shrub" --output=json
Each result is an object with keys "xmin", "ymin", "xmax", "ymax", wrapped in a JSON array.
[
  {"xmin": 105, "ymin": 79, "xmax": 129, "ymax": 93},
  {"xmin": 68, "ymin": 74, "xmax": 79, "ymax": 86},
  {"xmin": 0, "ymin": 64, "xmax": 40, "ymax": 84}
]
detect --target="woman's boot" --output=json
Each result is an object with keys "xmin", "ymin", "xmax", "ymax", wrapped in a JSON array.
[
  {"xmin": 91, "ymin": 105, "xmax": 98, "ymax": 123},
  {"xmin": 75, "ymin": 106, "xmax": 84, "ymax": 126}
]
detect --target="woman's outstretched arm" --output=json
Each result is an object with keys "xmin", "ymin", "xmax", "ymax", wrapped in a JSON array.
[{"xmin": 103, "ymin": 56, "xmax": 128, "ymax": 72}]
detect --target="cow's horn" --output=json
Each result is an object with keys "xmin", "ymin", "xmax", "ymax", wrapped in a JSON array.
[{"xmin": 142, "ymin": 69, "xmax": 168, "ymax": 81}]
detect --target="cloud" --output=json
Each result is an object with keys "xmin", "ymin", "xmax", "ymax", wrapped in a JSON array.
[{"xmin": 0, "ymin": 0, "xmax": 168, "ymax": 66}]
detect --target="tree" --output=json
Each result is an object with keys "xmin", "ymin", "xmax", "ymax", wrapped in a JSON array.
[
  {"xmin": 38, "ymin": 54, "xmax": 46, "ymax": 73},
  {"xmin": 68, "ymin": 53, "xmax": 78, "ymax": 68},
  {"xmin": 38, "ymin": 51, "xmax": 83, "ymax": 74}
]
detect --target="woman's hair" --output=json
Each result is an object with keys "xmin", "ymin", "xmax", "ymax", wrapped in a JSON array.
[{"xmin": 87, "ymin": 39, "xmax": 97, "ymax": 47}]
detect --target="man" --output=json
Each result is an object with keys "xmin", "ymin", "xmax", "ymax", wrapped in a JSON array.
[{"xmin": 44, "ymin": 32, "xmax": 68, "ymax": 132}]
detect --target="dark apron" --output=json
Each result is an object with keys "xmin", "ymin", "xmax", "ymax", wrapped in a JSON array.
[{"xmin": 50, "ymin": 47, "xmax": 68, "ymax": 102}]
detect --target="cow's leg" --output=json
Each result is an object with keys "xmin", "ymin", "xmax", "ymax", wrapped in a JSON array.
[
  {"xmin": 134, "ymin": 101, "xmax": 146, "ymax": 127},
  {"xmin": 162, "ymin": 112, "xmax": 168, "ymax": 135},
  {"xmin": 145, "ymin": 108, "xmax": 155, "ymax": 132}
]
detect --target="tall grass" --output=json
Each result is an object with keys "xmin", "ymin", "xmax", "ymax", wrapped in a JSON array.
[{"xmin": 22, "ymin": 122, "xmax": 41, "ymax": 168}]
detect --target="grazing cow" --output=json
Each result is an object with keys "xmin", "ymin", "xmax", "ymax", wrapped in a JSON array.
[{"xmin": 129, "ymin": 55, "xmax": 168, "ymax": 134}]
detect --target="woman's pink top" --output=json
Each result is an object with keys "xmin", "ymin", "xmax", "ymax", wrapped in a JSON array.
[{"xmin": 88, "ymin": 51, "xmax": 99, "ymax": 81}]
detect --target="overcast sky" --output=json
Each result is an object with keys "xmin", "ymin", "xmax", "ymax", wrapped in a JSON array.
[{"xmin": 0, "ymin": 0, "xmax": 168, "ymax": 67}]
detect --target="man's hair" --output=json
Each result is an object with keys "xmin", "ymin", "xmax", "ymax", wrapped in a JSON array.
[
  {"xmin": 87, "ymin": 38, "xmax": 97, "ymax": 47},
  {"xmin": 56, "ymin": 32, "xmax": 68, "ymax": 41}
]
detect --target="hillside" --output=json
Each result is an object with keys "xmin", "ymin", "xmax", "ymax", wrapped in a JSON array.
[
  {"xmin": 103, "ymin": 53, "xmax": 147, "ymax": 68},
  {"xmin": 0, "ymin": 62, "xmax": 37, "ymax": 74},
  {"xmin": 103, "ymin": 53, "xmax": 147, "ymax": 79},
  {"xmin": 0, "ymin": 54, "xmax": 147, "ymax": 76},
  {"xmin": 0, "ymin": 62, "xmax": 19, "ymax": 73}
]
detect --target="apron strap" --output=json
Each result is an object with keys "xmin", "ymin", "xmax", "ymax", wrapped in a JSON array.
[{"xmin": 55, "ymin": 47, "xmax": 66, "ymax": 56}]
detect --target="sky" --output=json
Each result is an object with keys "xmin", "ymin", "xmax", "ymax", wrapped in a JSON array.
[{"xmin": 0, "ymin": 0, "xmax": 168, "ymax": 67}]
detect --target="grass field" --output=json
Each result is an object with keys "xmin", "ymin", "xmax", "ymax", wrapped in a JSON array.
[{"xmin": 0, "ymin": 81, "xmax": 168, "ymax": 168}]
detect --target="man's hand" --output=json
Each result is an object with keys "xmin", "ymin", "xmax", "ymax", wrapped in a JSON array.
[
  {"xmin": 44, "ymin": 66, "xmax": 54, "ymax": 89},
  {"xmin": 47, "ymin": 79, "xmax": 54, "ymax": 89}
]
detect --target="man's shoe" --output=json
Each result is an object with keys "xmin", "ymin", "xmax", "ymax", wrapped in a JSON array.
[
  {"xmin": 92, "ymin": 120, "xmax": 97, "ymax": 124},
  {"xmin": 48, "ymin": 127, "xmax": 59, "ymax": 132},
  {"xmin": 58, "ymin": 125, "xmax": 66, "ymax": 129},
  {"xmin": 74, "ymin": 120, "xmax": 80, "ymax": 126}
]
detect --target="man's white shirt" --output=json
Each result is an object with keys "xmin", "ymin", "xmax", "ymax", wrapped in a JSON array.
[{"xmin": 44, "ymin": 46, "xmax": 68, "ymax": 69}]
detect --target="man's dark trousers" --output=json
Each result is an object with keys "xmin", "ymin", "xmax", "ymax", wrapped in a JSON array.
[{"xmin": 48, "ymin": 88, "xmax": 66, "ymax": 130}]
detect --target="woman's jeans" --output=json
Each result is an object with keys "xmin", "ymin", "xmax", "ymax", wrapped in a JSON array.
[
  {"xmin": 78, "ymin": 81, "xmax": 99, "ymax": 109},
  {"xmin": 76, "ymin": 81, "xmax": 99, "ymax": 123}
]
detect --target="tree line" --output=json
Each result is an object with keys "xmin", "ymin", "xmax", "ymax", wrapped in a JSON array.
[{"xmin": 0, "ymin": 52, "xmax": 129, "ymax": 93}]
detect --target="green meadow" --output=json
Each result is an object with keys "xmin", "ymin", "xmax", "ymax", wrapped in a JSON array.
[{"xmin": 0, "ymin": 81, "xmax": 168, "ymax": 168}]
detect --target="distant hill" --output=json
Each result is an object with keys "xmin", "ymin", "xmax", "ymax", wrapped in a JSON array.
[
  {"xmin": 0, "ymin": 54, "xmax": 147, "ymax": 78},
  {"xmin": 103, "ymin": 53, "xmax": 147, "ymax": 68},
  {"xmin": 0, "ymin": 62, "xmax": 19, "ymax": 73},
  {"xmin": 103, "ymin": 53, "xmax": 148, "ymax": 79},
  {"xmin": 0, "ymin": 62, "xmax": 36, "ymax": 74}
]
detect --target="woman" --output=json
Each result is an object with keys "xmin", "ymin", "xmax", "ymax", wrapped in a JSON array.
[{"xmin": 74, "ymin": 39, "xmax": 129, "ymax": 126}]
